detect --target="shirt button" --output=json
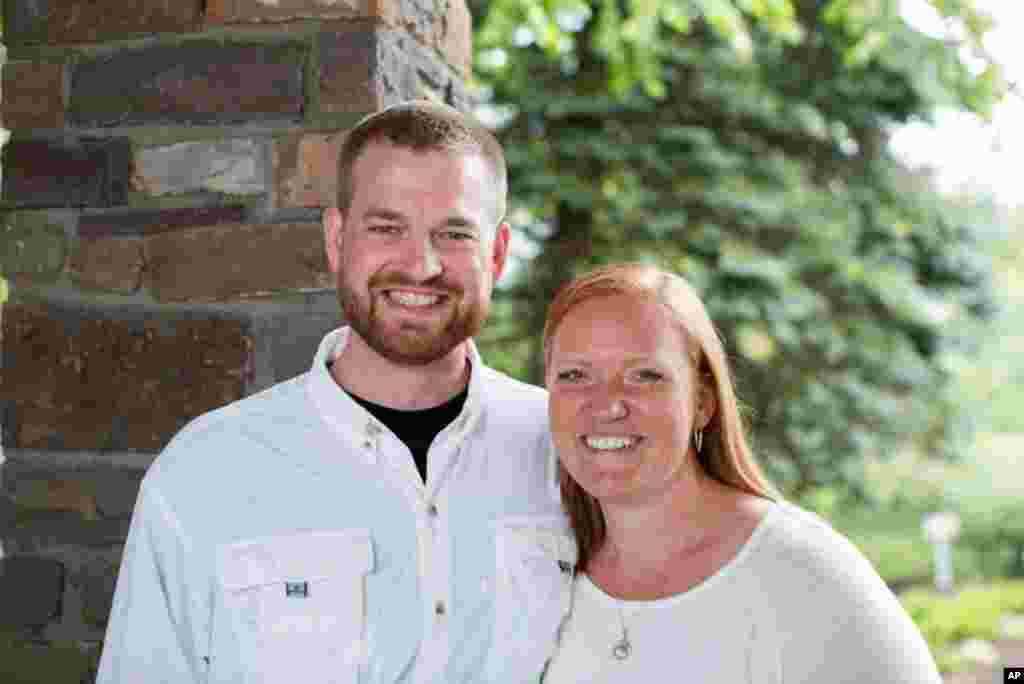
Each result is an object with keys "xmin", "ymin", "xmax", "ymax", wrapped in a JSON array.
[
  {"xmin": 434, "ymin": 601, "xmax": 446, "ymax": 617},
  {"xmin": 427, "ymin": 503, "xmax": 439, "ymax": 517}
]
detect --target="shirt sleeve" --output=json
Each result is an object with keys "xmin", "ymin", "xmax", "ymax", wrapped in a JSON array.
[{"xmin": 96, "ymin": 477, "xmax": 208, "ymax": 684}]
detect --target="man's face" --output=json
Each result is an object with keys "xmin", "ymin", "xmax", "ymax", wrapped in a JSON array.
[{"xmin": 324, "ymin": 140, "xmax": 509, "ymax": 365}]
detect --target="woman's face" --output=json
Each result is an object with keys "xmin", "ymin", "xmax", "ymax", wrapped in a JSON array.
[{"xmin": 546, "ymin": 294, "xmax": 712, "ymax": 505}]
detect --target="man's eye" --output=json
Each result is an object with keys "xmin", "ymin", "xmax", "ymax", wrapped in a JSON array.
[
  {"xmin": 368, "ymin": 225, "xmax": 400, "ymax": 235},
  {"xmin": 440, "ymin": 230, "xmax": 476, "ymax": 241},
  {"xmin": 556, "ymin": 369, "xmax": 585, "ymax": 382}
]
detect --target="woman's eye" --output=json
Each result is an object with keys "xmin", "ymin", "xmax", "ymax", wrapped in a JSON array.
[
  {"xmin": 556, "ymin": 369, "xmax": 585, "ymax": 383},
  {"xmin": 633, "ymin": 369, "xmax": 664, "ymax": 382}
]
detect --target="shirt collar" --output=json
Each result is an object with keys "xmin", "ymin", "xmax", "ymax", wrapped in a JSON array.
[{"xmin": 305, "ymin": 327, "xmax": 486, "ymax": 462}]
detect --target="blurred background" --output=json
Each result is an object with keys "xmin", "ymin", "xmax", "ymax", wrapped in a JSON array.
[{"xmin": 465, "ymin": 0, "xmax": 1024, "ymax": 679}]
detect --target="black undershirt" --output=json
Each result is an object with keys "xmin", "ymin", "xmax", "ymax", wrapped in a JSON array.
[{"xmin": 328, "ymin": 361, "xmax": 468, "ymax": 482}]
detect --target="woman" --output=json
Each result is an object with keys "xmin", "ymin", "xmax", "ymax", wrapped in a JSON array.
[{"xmin": 541, "ymin": 263, "xmax": 940, "ymax": 683}]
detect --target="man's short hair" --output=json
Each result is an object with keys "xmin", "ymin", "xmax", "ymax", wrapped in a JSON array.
[{"xmin": 336, "ymin": 100, "xmax": 508, "ymax": 223}]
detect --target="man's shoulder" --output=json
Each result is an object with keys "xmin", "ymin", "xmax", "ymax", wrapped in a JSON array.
[
  {"xmin": 479, "ymin": 365, "xmax": 547, "ymax": 403},
  {"xmin": 151, "ymin": 373, "xmax": 312, "ymax": 473},
  {"xmin": 477, "ymin": 366, "xmax": 549, "ymax": 425}
]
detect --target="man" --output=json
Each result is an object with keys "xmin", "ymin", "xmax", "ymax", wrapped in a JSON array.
[{"xmin": 97, "ymin": 101, "xmax": 576, "ymax": 684}]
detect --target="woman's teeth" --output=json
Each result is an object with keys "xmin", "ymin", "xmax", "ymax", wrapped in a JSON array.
[{"xmin": 584, "ymin": 436, "xmax": 638, "ymax": 451}]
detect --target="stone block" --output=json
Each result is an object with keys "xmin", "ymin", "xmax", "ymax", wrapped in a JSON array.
[
  {"xmin": 273, "ymin": 131, "xmax": 345, "ymax": 208},
  {"xmin": 131, "ymin": 139, "xmax": 268, "ymax": 197},
  {"xmin": 448, "ymin": 0, "xmax": 473, "ymax": 78},
  {"xmin": 4, "ymin": 516, "xmax": 132, "ymax": 553},
  {"xmin": 1, "ymin": 61, "xmax": 66, "ymax": 130},
  {"xmin": 77, "ymin": 206, "xmax": 249, "ymax": 239},
  {"xmin": 1, "ymin": 137, "xmax": 131, "ymax": 208},
  {"xmin": 0, "ymin": 494, "xmax": 16, "ymax": 530},
  {"xmin": 318, "ymin": 27, "xmax": 467, "ymax": 116},
  {"xmin": 1, "ymin": 0, "xmax": 48, "ymax": 45},
  {"xmin": 373, "ymin": 0, "xmax": 472, "ymax": 77},
  {"xmin": 435, "ymin": 0, "xmax": 472, "ymax": 78},
  {"xmin": 91, "ymin": 471, "xmax": 143, "ymax": 519},
  {"xmin": 1, "ymin": 462, "xmax": 142, "ymax": 519},
  {"xmin": 145, "ymin": 221, "xmax": 331, "ymax": 302},
  {"xmin": 0, "ymin": 211, "xmax": 68, "ymax": 281},
  {"xmin": 318, "ymin": 27, "xmax": 411, "ymax": 114},
  {"xmin": 0, "ymin": 632, "xmax": 100, "ymax": 682},
  {"xmin": 2, "ymin": 0, "xmax": 203, "ymax": 44},
  {"xmin": 52, "ymin": 0, "xmax": 202, "ymax": 43},
  {"xmin": 11, "ymin": 477, "xmax": 100, "ymax": 521},
  {"xmin": 68, "ymin": 235, "xmax": 145, "ymax": 294},
  {"xmin": 205, "ymin": 0, "xmax": 472, "ymax": 78},
  {"xmin": 71, "ymin": 551, "xmax": 121, "ymax": 628},
  {"xmin": 0, "ymin": 301, "xmax": 252, "ymax": 452},
  {"xmin": 206, "ymin": 0, "xmax": 362, "ymax": 24},
  {"xmin": 266, "ymin": 309, "xmax": 339, "ymax": 383},
  {"xmin": 0, "ymin": 557, "xmax": 64, "ymax": 629},
  {"xmin": 69, "ymin": 42, "xmax": 306, "ymax": 127}
]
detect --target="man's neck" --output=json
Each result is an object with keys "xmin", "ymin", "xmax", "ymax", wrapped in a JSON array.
[{"xmin": 329, "ymin": 331, "xmax": 472, "ymax": 410}]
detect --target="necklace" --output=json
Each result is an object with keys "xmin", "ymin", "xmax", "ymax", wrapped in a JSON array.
[{"xmin": 612, "ymin": 600, "xmax": 632, "ymax": 660}]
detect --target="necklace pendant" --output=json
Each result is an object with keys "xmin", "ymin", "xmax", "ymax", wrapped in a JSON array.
[{"xmin": 612, "ymin": 637, "xmax": 631, "ymax": 661}]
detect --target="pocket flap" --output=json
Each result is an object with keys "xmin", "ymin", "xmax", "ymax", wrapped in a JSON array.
[
  {"xmin": 494, "ymin": 517, "xmax": 578, "ymax": 569},
  {"xmin": 219, "ymin": 529, "xmax": 373, "ymax": 590}
]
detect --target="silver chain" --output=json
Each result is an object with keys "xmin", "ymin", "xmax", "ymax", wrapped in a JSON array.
[{"xmin": 612, "ymin": 601, "xmax": 632, "ymax": 660}]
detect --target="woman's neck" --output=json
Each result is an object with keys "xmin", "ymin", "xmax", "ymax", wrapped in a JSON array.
[{"xmin": 589, "ymin": 475, "xmax": 769, "ymax": 600}]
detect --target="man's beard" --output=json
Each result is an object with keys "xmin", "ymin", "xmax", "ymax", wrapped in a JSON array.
[{"xmin": 338, "ymin": 270, "xmax": 489, "ymax": 365}]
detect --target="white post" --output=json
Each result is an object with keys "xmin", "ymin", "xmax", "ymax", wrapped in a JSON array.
[{"xmin": 922, "ymin": 512, "xmax": 961, "ymax": 594}]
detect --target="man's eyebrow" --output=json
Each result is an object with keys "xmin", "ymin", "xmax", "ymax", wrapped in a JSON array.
[
  {"xmin": 362, "ymin": 208, "xmax": 406, "ymax": 222},
  {"xmin": 361, "ymin": 209, "xmax": 481, "ymax": 232},
  {"xmin": 439, "ymin": 216, "xmax": 480, "ymax": 231}
]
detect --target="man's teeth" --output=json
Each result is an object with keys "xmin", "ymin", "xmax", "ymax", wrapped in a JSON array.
[
  {"xmin": 584, "ymin": 436, "xmax": 638, "ymax": 451},
  {"xmin": 388, "ymin": 291, "xmax": 441, "ymax": 307}
]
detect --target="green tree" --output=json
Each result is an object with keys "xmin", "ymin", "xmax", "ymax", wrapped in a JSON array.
[{"xmin": 470, "ymin": 0, "xmax": 1005, "ymax": 498}]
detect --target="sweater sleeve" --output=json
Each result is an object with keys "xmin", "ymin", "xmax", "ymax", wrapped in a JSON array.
[{"xmin": 96, "ymin": 478, "xmax": 208, "ymax": 684}]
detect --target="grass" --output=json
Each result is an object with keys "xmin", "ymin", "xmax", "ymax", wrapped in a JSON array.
[{"xmin": 899, "ymin": 581, "xmax": 1024, "ymax": 672}]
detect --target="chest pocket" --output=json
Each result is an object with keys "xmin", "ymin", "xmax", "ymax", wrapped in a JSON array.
[
  {"xmin": 486, "ymin": 517, "xmax": 577, "ymax": 682},
  {"xmin": 218, "ymin": 529, "xmax": 373, "ymax": 684}
]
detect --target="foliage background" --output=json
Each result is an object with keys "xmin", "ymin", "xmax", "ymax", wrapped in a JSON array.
[{"xmin": 468, "ymin": 0, "xmax": 1008, "ymax": 502}]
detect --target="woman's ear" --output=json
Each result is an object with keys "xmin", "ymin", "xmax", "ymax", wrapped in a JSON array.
[{"xmin": 696, "ymin": 381, "xmax": 717, "ymax": 430}]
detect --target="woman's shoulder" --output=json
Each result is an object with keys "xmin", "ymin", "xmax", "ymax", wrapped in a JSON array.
[{"xmin": 748, "ymin": 500, "xmax": 892, "ymax": 601}]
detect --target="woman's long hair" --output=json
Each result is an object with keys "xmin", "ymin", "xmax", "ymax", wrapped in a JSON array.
[{"xmin": 542, "ymin": 263, "xmax": 777, "ymax": 571}]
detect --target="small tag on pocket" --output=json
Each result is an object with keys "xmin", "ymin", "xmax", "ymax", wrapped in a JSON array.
[{"xmin": 285, "ymin": 581, "xmax": 309, "ymax": 598}]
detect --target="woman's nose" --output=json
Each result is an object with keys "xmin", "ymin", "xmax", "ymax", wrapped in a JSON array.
[{"xmin": 593, "ymin": 395, "xmax": 628, "ymax": 421}]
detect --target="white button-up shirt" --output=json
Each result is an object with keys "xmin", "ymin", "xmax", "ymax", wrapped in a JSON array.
[{"xmin": 98, "ymin": 327, "xmax": 576, "ymax": 684}]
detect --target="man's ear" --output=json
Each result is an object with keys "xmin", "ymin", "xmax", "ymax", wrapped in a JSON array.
[
  {"xmin": 490, "ymin": 221, "xmax": 511, "ymax": 282},
  {"xmin": 323, "ymin": 207, "xmax": 343, "ymax": 274}
]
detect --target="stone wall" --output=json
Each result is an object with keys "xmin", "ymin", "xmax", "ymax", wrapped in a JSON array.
[{"xmin": 0, "ymin": 1, "xmax": 472, "ymax": 680}]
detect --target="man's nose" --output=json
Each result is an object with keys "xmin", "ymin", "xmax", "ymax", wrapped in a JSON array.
[{"xmin": 399, "ymin": 235, "xmax": 443, "ymax": 281}]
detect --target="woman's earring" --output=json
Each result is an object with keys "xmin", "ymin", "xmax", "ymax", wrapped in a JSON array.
[{"xmin": 693, "ymin": 429, "xmax": 703, "ymax": 455}]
